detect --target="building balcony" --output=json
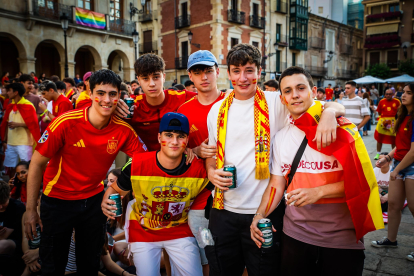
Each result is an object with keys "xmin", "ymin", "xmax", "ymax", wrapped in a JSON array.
[
  {"xmin": 139, "ymin": 41, "xmax": 158, "ymax": 54},
  {"xmin": 364, "ymin": 34, "xmax": 401, "ymax": 49},
  {"xmin": 366, "ymin": 11, "xmax": 402, "ymax": 24},
  {"xmin": 250, "ymin": 15, "xmax": 265, "ymax": 29},
  {"xmin": 175, "ymin": 57, "xmax": 188, "ymax": 69},
  {"xmin": 175, "ymin": 15, "xmax": 190, "ymax": 29},
  {"xmin": 289, "ymin": 37, "xmax": 307, "ymax": 51},
  {"xmin": 275, "ymin": 62, "xmax": 287, "ymax": 73},
  {"xmin": 275, "ymin": 0, "xmax": 288, "ymax": 14},
  {"xmin": 309, "ymin": 37, "xmax": 325, "ymax": 49},
  {"xmin": 275, "ymin": 34, "xmax": 289, "ymax": 47},
  {"xmin": 387, "ymin": 61, "xmax": 398, "ymax": 69},
  {"xmin": 32, "ymin": 0, "xmax": 73, "ymax": 23},
  {"xmin": 305, "ymin": 66, "xmax": 327, "ymax": 77},
  {"xmin": 290, "ymin": 3, "xmax": 308, "ymax": 19},
  {"xmin": 337, "ymin": 69, "xmax": 358, "ymax": 79},
  {"xmin": 227, "ymin": 10, "xmax": 245, "ymax": 24},
  {"xmin": 138, "ymin": 12, "xmax": 153, "ymax": 22},
  {"xmin": 108, "ymin": 18, "xmax": 135, "ymax": 36},
  {"xmin": 339, "ymin": 44, "xmax": 353, "ymax": 55}
]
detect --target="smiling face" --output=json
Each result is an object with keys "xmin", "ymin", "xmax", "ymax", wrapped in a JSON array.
[
  {"xmin": 158, "ymin": 131, "xmax": 188, "ymax": 159},
  {"xmin": 189, "ymin": 66, "xmax": 219, "ymax": 94},
  {"xmin": 90, "ymin": 83, "xmax": 120, "ymax": 117},
  {"xmin": 228, "ymin": 62, "xmax": 261, "ymax": 100},
  {"xmin": 280, "ymin": 74, "xmax": 316, "ymax": 119},
  {"xmin": 137, "ymin": 72, "xmax": 165, "ymax": 99}
]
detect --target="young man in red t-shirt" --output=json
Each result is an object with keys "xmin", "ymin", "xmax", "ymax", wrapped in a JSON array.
[
  {"xmin": 24, "ymin": 69, "xmax": 146, "ymax": 275},
  {"xmin": 177, "ymin": 50, "xmax": 225, "ymax": 274},
  {"xmin": 115, "ymin": 54, "xmax": 196, "ymax": 151},
  {"xmin": 325, "ymin": 83, "xmax": 334, "ymax": 101},
  {"xmin": 38, "ymin": 82, "xmax": 73, "ymax": 120}
]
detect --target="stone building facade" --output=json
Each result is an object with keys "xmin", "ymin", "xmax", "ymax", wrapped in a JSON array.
[{"xmin": 0, "ymin": 0, "xmax": 140, "ymax": 81}]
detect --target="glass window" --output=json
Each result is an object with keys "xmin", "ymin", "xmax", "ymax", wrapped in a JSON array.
[
  {"xmin": 252, "ymin": 41, "xmax": 259, "ymax": 48},
  {"xmin": 371, "ymin": 6, "xmax": 382, "ymax": 14},
  {"xmin": 389, "ymin": 4, "xmax": 399, "ymax": 12},
  {"xmin": 231, "ymin": 38, "xmax": 239, "ymax": 48},
  {"xmin": 110, "ymin": 0, "xmax": 122, "ymax": 21},
  {"xmin": 78, "ymin": 0, "xmax": 92, "ymax": 10}
]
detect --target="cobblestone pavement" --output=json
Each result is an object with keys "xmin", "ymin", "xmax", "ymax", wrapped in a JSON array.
[{"xmin": 361, "ymin": 127, "xmax": 414, "ymax": 276}]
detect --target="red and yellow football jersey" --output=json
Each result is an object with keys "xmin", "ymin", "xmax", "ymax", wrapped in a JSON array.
[
  {"xmin": 52, "ymin": 94, "xmax": 73, "ymax": 117},
  {"xmin": 377, "ymin": 98, "xmax": 400, "ymax": 117},
  {"xmin": 128, "ymin": 90, "xmax": 196, "ymax": 151},
  {"xmin": 36, "ymin": 108, "xmax": 146, "ymax": 200}
]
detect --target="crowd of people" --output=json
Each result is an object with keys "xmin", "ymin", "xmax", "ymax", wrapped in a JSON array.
[{"xmin": 0, "ymin": 43, "xmax": 412, "ymax": 276}]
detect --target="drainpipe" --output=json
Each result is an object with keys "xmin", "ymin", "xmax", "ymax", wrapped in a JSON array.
[{"xmin": 174, "ymin": 0, "xmax": 177, "ymax": 81}]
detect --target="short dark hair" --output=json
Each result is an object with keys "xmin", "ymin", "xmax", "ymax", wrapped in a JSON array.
[
  {"xmin": 345, "ymin": 81, "xmax": 356, "ymax": 87},
  {"xmin": 168, "ymin": 86, "xmax": 178, "ymax": 91},
  {"xmin": 134, "ymin": 87, "xmax": 141, "ymax": 95},
  {"xmin": 135, "ymin": 54, "xmax": 165, "ymax": 77},
  {"xmin": 188, "ymin": 64, "xmax": 217, "ymax": 73},
  {"xmin": 0, "ymin": 180, "xmax": 10, "ymax": 204},
  {"xmin": 6, "ymin": 83, "xmax": 25, "ymax": 97},
  {"xmin": 63, "ymin": 77, "xmax": 76, "ymax": 87},
  {"xmin": 263, "ymin": 80, "xmax": 279, "ymax": 90},
  {"xmin": 89, "ymin": 69, "xmax": 122, "ymax": 93},
  {"xmin": 19, "ymin": 74, "xmax": 34, "ymax": 83},
  {"xmin": 108, "ymin": 168, "xmax": 121, "ymax": 179},
  {"xmin": 33, "ymin": 83, "xmax": 39, "ymax": 89},
  {"xmin": 317, "ymin": 87, "xmax": 325, "ymax": 94},
  {"xmin": 51, "ymin": 75, "xmax": 60, "ymax": 82},
  {"xmin": 184, "ymin": 80, "xmax": 194, "ymax": 87},
  {"xmin": 175, "ymin": 84, "xmax": 185, "ymax": 90},
  {"xmin": 120, "ymin": 82, "xmax": 128, "ymax": 92},
  {"xmin": 227, "ymin": 43, "xmax": 261, "ymax": 71},
  {"xmin": 76, "ymin": 81, "xmax": 84, "ymax": 88},
  {"xmin": 55, "ymin": 81, "xmax": 66, "ymax": 91},
  {"xmin": 279, "ymin": 66, "xmax": 314, "ymax": 89},
  {"xmin": 131, "ymin": 80, "xmax": 139, "ymax": 85},
  {"xmin": 45, "ymin": 82, "xmax": 58, "ymax": 92}
]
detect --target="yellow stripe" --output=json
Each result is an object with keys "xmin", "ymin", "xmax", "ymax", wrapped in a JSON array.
[
  {"xmin": 122, "ymin": 158, "xmax": 132, "ymax": 171},
  {"xmin": 167, "ymin": 90, "xmax": 185, "ymax": 96},
  {"xmin": 50, "ymin": 115, "xmax": 84, "ymax": 132},
  {"xmin": 112, "ymin": 117, "xmax": 138, "ymax": 137},
  {"xmin": 43, "ymin": 157, "xmax": 63, "ymax": 196},
  {"xmin": 76, "ymin": 141, "xmax": 81, "ymax": 147},
  {"xmin": 178, "ymin": 96, "xmax": 197, "ymax": 110},
  {"xmin": 79, "ymin": 139, "xmax": 85, "ymax": 147},
  {"xmin": 49, "ymin": 110, "xmax": 83, "ymax": 130},
  {"xmin": 134, "ymin": 95, "xmax": 143, "ymax": 103},
  {"xmin": 84, "ymin": 109, "xmax": 87, "ymax": 121}
]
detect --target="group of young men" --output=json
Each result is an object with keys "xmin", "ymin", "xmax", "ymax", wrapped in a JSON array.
[{"xmin": 21, "ymin": 44, "xmax": 384, "ymax": 276}]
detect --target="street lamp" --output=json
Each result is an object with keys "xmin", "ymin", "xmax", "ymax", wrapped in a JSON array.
[
  {"xmin": 323, "ymin": 51, "xmax": 334, "ymax": 64},
  {"xmin": 130, "ymin": 0, "xmax": 146, "ymax": 21},
  {"xmin": 60, "ymin": 13, "xmax": 69, "ymax": 78},
  {"xmin": 403, "ymin": 45, "xmax": 408, "ymax": 59},
  {"xmin": 132, "ymin": 29, "xmax": 139, "ymax": 61},
  {"xmin": 188, "ymin": 31, "xmax": 201, "ymax": 51}
]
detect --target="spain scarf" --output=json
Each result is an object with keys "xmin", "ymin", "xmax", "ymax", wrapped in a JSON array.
[
  {"xmin": 75, "ymin": 91, "xmax": 92, "ymax": 109},
  {"xmin": 0, "ymin": 97, "xmax": 41, "ymax": 143},
  {"xmin": 65, "ymin": 88, "xmax": 75, "ymax": 100},
  {"xmin": 293, "ymin": 101, "xmax": 384, "ymax": 240},
  {"xmin": 213, "ymin": 86, "xmax": 270, "ymax": 210}
]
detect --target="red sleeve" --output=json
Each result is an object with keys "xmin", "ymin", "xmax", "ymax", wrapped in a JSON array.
[
  {"xmin": 75, "ymin": 99, "xmax": 92, "ymax": 110},
  {"xmin": 57, "ymin": 101, "xmax": 73, "ymax": 116},
  {"xmin": 185, "ymin": 91, "xmax": 197, "ymax": 101},
  {"xmin": 377, "ymin": 101, "xmax": 382, "ymax": 115},
  {"xmin": 120, "ymin": 129, "xmax": 147, "ymax": 156},
  {"xmin": 36, "ymin": 123, "xmax": 65, "ymax": 158}
]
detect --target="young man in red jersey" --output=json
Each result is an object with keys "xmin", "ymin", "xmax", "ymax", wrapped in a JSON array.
[
  {"xmin": 102, "ymin": 112, "xmax": 208, "ymax": 276},
  {"xmin": 115, "ymin": 54, "xmax": 196, "ymax": 151},
  {"xmin": 38, "ymin": 82, "xmax": 73, "ymax": 120},
  {"xmin": 24, "ymin": 69, "xmax": 146, "ymax": 276},
  {"xmin": 177, "ymin": 50, "xmax": 224, "ymax": 275}
]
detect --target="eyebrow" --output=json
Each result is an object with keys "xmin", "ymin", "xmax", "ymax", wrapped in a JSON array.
[
  {"xmin": 282, "ymin": 83, "xmax": 306, "ymax": 91},
  {"xmin": 96, "ymin": 90, "xmax": 118, "ymax": 93}
]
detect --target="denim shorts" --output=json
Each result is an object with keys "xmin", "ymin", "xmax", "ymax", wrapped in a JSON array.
[{"xmin": 392, "ymin": 160, "xmax": 414, "ymax": 180}]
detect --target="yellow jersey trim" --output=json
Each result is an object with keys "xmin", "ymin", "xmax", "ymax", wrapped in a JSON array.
[
  {"xmin": 167, "ymin": 90, "xmax": 185, "ymax": 96},
  {"xmin": 49, "ymin": 112, "xmax": 84, "ymax": 132},
  {"xmin": 43, "ymin": 157, "xmax": 63, "ymax": 196},
  {"xmin": 112, "ymin": 116, "xmax": 138, "ymax": 137},
  {"xmin": 48, "ymin": 110, "xmax": 83, "ymax": 130}
]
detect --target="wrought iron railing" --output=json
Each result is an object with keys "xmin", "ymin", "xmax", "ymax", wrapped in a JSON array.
[
  {"xmin": 227, "ymin": 9, "xmax": 245, "ymax": 24},
  {"xmin": 275, "ymin": 34, "xmax": 289, "ymax": 46},
  {"xmin": 340, "ymin": 44, "xmax": 353, "ymax": 55},
  {"xmin": 175, "ymin": 15, "xmax": 190, "ymax": 28},
  {"xmin": 32, "ymin": 0, "xmax": 73, "ymax": 22},
  {"xmin": 139, "ymin": 41, "xmax": 158, "ymax": 54},
  {"xmin": 250, "ymin": 15, "xmax": 265, "ymax": 29},
  {"xmin": 305, "ymin": 66, "xmax": 327, "ymax": 77},
  {"xmin": 175, "ymin": 57, "xmax": 188, "ymax": 69},
  {"xmin": 109, "ymin": 18, "xmax": 135, "ymax": 36},
  {"xmin": 309, "ymin": 37, "xmax": 325, "ymax": 49},
  {"xmin": 138, "ymin": 12, "xmax": 153, "ymax": 22}
]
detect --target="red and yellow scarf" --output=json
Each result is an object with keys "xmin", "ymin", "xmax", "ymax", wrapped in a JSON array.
[
  {"xmin": 294, "ymin": 101, "xmax": 384, "ymax": 240},
  {"xmin": 213, "ymin": 86, "xmax": 270, "ymax": 210}
]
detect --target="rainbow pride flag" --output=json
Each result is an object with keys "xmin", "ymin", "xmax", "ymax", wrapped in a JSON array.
[{"xmin": 75, "ymin": 7, "xmax": 106, "ymax": 29}]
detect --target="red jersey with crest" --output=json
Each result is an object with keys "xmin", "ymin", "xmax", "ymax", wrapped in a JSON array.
[
  {"xmin": 128, "ymin": 90, "xmax": 196, "ymax": 151},
  {"xmin": 36, "ymin": 108, "xmax": 146, "ymax": 200},
  {"xmin": 52, "ymin": 94, "xmax": 73, "ymax": 117},
  {"xmin": 377, "ymin": 98, "xmax": 400, "ymax": 117},
  {"xmin": 177, "ymin": 92, "xmax": 225, "ymax": 210}
]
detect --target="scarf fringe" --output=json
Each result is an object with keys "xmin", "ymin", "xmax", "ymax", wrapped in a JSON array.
[{"xmin": 255, "ymin": 165, "xmax": 270, "ymax": 180}]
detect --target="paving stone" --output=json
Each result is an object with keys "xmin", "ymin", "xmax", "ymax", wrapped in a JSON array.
[
  {"xmin": 364, "ymin": 252, "xmax": 382, "ymax": 271},
  {"xmin": 385, "ymin": 245, "xmax": 414, "ymax": 259},
  {"xmin": 363, "ymin": 269, "xmax": 377, "ymax": 276},
  {"xmin": 378, "ymin": 257, "xmax": 414, "ymax": 276}
]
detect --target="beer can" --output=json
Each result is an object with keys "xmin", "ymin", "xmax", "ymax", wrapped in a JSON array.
[
  {"xmin": 29, "ymin": 224, "xmax": 41, "ymax": 249},
  {"xmin": 109, "ymin": 193, "xmax": 123, "ymax": 217},
  {"xmin": 124, "ymin": 98, "xmax": 135, "ymax": 119},
  {"xmin": 223, "ymin": 165, "xmax": 237, "ymax": 189},
  {"xmin": 258, "ymin": 218, "xmax": 273, "ymax": 248}
]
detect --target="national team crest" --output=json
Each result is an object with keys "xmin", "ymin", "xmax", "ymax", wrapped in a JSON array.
[
  {"xmin": 38, "ymin": 130, "xmax": 49, "ymax": 143},
  {"xmin": 55, "ymin": 106, "xmax": 58, "ymax": 114},
  {"xmin": 107, "ymin": 139, "xmax": 118, "ymax": 154}
]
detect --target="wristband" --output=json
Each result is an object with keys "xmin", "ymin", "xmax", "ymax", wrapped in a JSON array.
[
  {"xmin": 253, "ymin": 213, "xmax": 263, "ymax": 218},
  {"xmin": 387, "ymin": 155, "xmax": 392, "ymax": 162}
]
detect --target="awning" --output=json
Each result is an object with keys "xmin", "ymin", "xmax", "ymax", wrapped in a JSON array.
[{"xmin": 367, "ymin": 24, "xmax": 399, "ymax": 35}]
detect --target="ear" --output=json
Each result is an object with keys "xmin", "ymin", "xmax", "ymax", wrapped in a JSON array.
[
  {"xmin": 188, "ymin": 71, "xmax": 193, "ymax": 82},
  {"xmin": 311, "ymin": 86, "xmax": 317, "ymax": 98},
  {"xmin": 158, "ymin": 133, "xmax": 161, "ymax": 144}
]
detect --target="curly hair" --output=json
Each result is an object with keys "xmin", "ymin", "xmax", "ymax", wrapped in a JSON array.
[
  {"xmin": 89, "ymin": 69, "xmax": 122, "ymax": 93},
  {"xmin": 226, "ymin": 43, "xmax": 262, "ymax": 71},
  {"xmin": 0, "ymin": 180, "xmax": 10, "ymax": 204},
  {"xmin": 134, "ymin": 54, "xmax": 165, "ymax": 77}
]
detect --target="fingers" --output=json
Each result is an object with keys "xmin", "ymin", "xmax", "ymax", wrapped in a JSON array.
[
  {"xmin": 250, "ymin": 225, "xmax": 263, "ymax": 248},
  {"xmin": 25, "ymin": 224, "xmax": 33, "ymax": 241},
  {"xmin": 31, "ymin": 222, "xmax": 38, "ymax": 238},
  {"xmin": 313, "ymin": 133, "xmax": 321, "ymax": 151},
  {"xmin": 272, "ymin": 225, "xmax": 277, "ymax": 232}
]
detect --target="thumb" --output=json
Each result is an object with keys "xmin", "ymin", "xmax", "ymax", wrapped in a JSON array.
[{"xmin": 203, "ymin": 138, "xmax": 209, "ymax": 144}]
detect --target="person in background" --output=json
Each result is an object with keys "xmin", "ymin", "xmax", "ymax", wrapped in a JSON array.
[
  {"xmin": 373, "ymin": 152, "xmax": 391, "ymax": 222},
  {"xmin": 334, "ymin": 86, "xmax": 340, "ymax": 100},
  {"xmin": 55, "ymin": 81, "xmax": 66, "ymax": 96},
  {"xmin": 396, "ymin": 86, "xmax": 404, "ymax": 99},
  {"xmin": 173, "ymin": 79, "xmax": 177, "ymax": 86},
  {"xmin": 0, "ymin": 180, "xmax": 26, "ymax": 276},
  {"xmin": 372, "ymin": 83, "xmax": 414, "ymax": 263},
  {"xmin": 50, "ymin": 75, "xmax": 60, "ymax": 83},
  {"xmin": 357, "ymin": 88, "xmax": 364, "ymax": 98},
  {"xmin": 30, "ymin": 73, "xmax": 38, "ymax": 84},
  {"xmin": 31, "ymin": 83, "xmax": 39, "ymax": 95},
  {"xmin": 76, "ymin": 81, "xmax": 85, "ymax": 93},
  {"xmin": 107, "ymin": 168, "xmax": 121, "ymax": 188},
  {"xmin": 130, "ymin": 80, "xmax": 139, "ymax": 94},
  {"xmin": 39, "ymin": 73, "xmax": 46, "ymax": 83},
  {"xmin": 362, "ymin": 92, "xmax": 373, "ymax": 136},
  {"xmin": 263, "ymin": 79, "xmax": 279, "ymax": 92},
  {"xmin": 390, "ymin": 83, "xmax": 396, "ymax": 95},
  {"xmin": 20, "ymin": 74, "xmax": 42, "ymax": 120},
  {"xmin": 9, "ymin": 161, "xmax": 29, "ymax": 205},
  {"xmin": 374, "ymin": 89, "xmax": 400, "ymax": 160},
  {"xmin": 174, "ymin": 84, "xmax": 186, "ymax": 90},
  {"xmin": 2, "ymin": 72, "xmax": 9, "ymax": 86},
  {"xmin": 75, "ymin": 72, "xmax": 92, "ymax": 109},
  {"xmin": 316, "ymin": 87, "xmax": 325, "ymax": 101},
  {"xmin": 184, "ymin": 80, "xmax": 197, "ymax": 92},
  {"xmin": 38, "ymin": 82, "xmax": 73, "ymax": 120},
  {"xmin": 74, "ymin": 74, "xmax": 82, "ymax": 85},
  {"xmin": 134, "ymin": 87, "xmax": 143, "ymax": 96},
  {"xmin": 370, "ymin": 84, "xmax": 379, "ymax": 105},
  {"xmin": 342, "ymin": 81, "xmax": 371, "ymax": 137},
  {"xmin": 63, "ymin": 78, "xmax": 77, "ymax": 101},
  {"xmin": 362, "ymin": 85, "xmax": 367, "ymax": 93},
  {"xmin": 325, "ymin": 83, "xmax": 333, "ymax": 101},
  {"xmin": 335, "ymin": 91, "xmax": 344, "ymax": 105}
]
